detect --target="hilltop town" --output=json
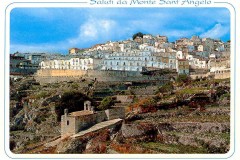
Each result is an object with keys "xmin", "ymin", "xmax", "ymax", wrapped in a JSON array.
[
  {"xmin": 10, "ymin": 33, "xmax": 230, "ymax": 154},
  {"xmin": 11, "ymin": 33, "xmax": 230, "ymax": 80}
]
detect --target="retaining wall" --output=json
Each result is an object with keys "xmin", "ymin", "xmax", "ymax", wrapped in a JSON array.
[{"xmin": 35, "ymin": 69, "xmax": 177, "ymax": 83}]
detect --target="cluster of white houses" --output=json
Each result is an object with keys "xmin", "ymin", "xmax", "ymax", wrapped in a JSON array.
[
  {"xmin": 14, "ymin": 34, "xmax": 230, "ymax": 76},
  {"xmin": 40, "ymin": 58, "xmax": 102, "ymax": 70},
  {"xmin": 102, "ymin": 51, "xmax": 177, "ymax": 72}
]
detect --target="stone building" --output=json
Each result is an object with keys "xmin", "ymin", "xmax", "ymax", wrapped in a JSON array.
[
  {"xmin": 176, "ymin": 59, "xmax": 190, "ymax": 75},
  {"xmin": 10, "ymin": 54, "xmax": 39, "ymax": 75},
  {"xmin": 61, "ymin": 101, "xmax": 125, "ymax": 137}
]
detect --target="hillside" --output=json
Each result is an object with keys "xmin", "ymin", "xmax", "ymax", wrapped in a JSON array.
[{"xmin": 10, "ymin": 76, "xmax": 230, "ymax": 154}]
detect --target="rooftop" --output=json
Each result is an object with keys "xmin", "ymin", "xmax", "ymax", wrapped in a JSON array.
[{"xmin": 69, "ymin": 110, "xmax": 94, "ymax": 117}]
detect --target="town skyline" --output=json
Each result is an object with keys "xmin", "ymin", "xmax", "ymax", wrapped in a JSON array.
[{"xmin": 10, "ymin": 7, "xmax": 230, "ymax": 54}]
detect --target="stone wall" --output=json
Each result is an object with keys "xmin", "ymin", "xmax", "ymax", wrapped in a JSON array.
[
  {"xmin": 190, "ymin": 72, "xmax": 230, "ymax": 80},
  {"xmin": 61, "ymin": 115, "xmax": 76, "ymax": 136},
  {"xmin": 96, "ymin": 111, "xmax": 108, "ymax": 123},
  {"xmin": 105, "ymin": 107, "xmax": 125, "ymax": 120},
  {"xmin": 35, "ymin": 76, "xmax": 84, "ymax": 84},
  {"xmin": 36, "ymin": 69, "xmax": 87, "ymax": 77},
  {"xmin": 190, "ymin": 73, "xmax": 210, "ymax": 80},
  {"xmin": 131, "ymin": 86, "xmax": 158, "ymax": 95},
  {"xmin": 75, "ymin": 114, "xmax": 98, "ymax": 132},
  {"xmin": 115, "ymin": 95, "xmax": 134, "ymax": 103},
  {"xmin": 214, "ymin": 72, "xmax": 230, "ymax": 79},
  {"xmin": 35, "ymin": 69, "xmax": 177, "ymax": 83},
  {"xmin": 61, "ymin": 107, "xmax": 125, "ymax": 137}
]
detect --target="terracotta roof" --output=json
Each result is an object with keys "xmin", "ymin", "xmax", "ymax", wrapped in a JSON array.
[
  {"xmin": 69, "ymin": 110, "xmax": 94, "ymax": 117},
  {"xmin": 178, "ymin": 59, "xmax": 188, "ymax": 61}
]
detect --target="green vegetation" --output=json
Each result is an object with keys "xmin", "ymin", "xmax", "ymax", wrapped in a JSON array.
[
  {"xmin": 97, "ymin": 96, "xmax": 114, "ymax": 111},
  {"xmin": 216, "ymin": 86, "xmax": 230, "ymax": 98},
  {"xmin": 161, "ymin": 114, "xmax": 230, "ymax": 123},
  {"xmin": 35, "ymin": 91, "xmax": 51, "ymax": 99},
  {"xmin": 176, "ymin": 87, "xmax": 206, "ymax": 95},
  {"xmin": 141, "ymin": 142, "xmax": 208, "ymax": 153},
  {"xmin": 220, "ymin": 93, "xmax": 230, "ymax": 100},
  {"xmin": 132, "ymin": 32, "xmax": 144, "ymax": 40},
  {"xmin": 55, "ymin": 91, "xmax": 89, "ymax": 121},
  {"xmin": 176, "ymin": 74, "xmax": 191, "ymax": 84},
  {"xmin": 71, "ymin": 83, "xmax": 79, "ymax": 89},
  {"xmin": 157, "ymin": 82, "xmax": 174, "ymax": 93},
  {"xmin": 34, "ymin": 114, "xmax": 48, "ymax": 124},
  {"xmin": 128, "ymin": 97, "xmax": 157, "ymax": 113}
]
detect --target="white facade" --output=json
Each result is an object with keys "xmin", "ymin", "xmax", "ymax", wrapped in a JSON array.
[
  {"xmin": 186, "ymin": 55, "xmax": 208, "ymax": 69},
  {"xmin": 40, "ymin": 58, "xmax": 96, "ymax": 70},
  {"xmin": 102, "ymin": 51, "xmax": 176, "ymax": 71}
]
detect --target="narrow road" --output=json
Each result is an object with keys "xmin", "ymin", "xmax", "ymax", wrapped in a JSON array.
[{"xmin": 71, "ymin": 118, "xmax": 123, "ymax": 138}]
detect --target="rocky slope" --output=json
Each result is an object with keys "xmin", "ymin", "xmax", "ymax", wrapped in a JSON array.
[{"xmin": 9, "ymin": 76, "xmax": 230, "ymax": 154}]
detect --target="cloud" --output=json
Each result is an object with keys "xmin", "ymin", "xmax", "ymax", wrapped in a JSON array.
[
  {"xmin": 10, "ymin": 8, "xmax": 230, "ymax": 53},
  {"xmin": 11, "ymin": 18, "xmax": 118, "ymax": 53},
  {"xmin": 68, "ymin": 18, "xmax": 117, "ymax": 46},
  {"xmin": 200, "ymin": 23, "xmax": 229, "ymax": 39},
  {"xmin": 161, "ymin": 27, "xmax": 204, "ymax": 40}
]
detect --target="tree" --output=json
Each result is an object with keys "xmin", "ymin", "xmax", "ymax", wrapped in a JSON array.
[
  {"xmin": 158, "ymin": 82, "xmax": 174, "ymax": 93},
  {"xmin": 55, "ymin": 91, "xmax": 89, "ymax": 121},
  {"xmin": 176, "ymin": 74, "xmax": 191, "ymax": 84},
  {"xmin": 97, "ymin": 96, "xmax": 114, "ymax": 111},
  {"xmin": 132, "ymin": 32, "xmax": 144, "ymax": 40}
]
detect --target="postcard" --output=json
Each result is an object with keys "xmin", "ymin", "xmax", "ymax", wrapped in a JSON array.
[{"xmin": 0, "ymin": 0, "xmax": 239, "ymax": 159}]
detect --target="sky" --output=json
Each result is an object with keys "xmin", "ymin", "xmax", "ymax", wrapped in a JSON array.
[{"xmin": 10, "ymin": 8, "xmax": 230, "ymax": 54}]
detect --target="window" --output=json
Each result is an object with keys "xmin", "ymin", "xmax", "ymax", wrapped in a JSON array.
[{"xmin": 67, "ymin": 120, "xmax": 69, "ymax": 125}]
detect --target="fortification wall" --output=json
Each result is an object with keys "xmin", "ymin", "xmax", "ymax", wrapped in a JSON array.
[
  {"xmin": 190, "ymin": 73, "xmax": 210, "ymax": 80},
  {"xmin": 214, "ymin": 72, "xmax": 230, "ymax": 79},
  {"xmin": 36, "ymin": 69, "xmax": 87, "ymax": 77},
  {"xmin": 190, "ymin": 72, "xmax": 230, "ymax": 80},
  {"xmin": 35, "ymin": 69, "xmax": 177, "ymax": 83}
]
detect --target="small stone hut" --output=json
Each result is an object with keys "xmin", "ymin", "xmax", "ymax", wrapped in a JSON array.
[{"xmin": 61, "ymin": 100, "xmax": 125, "ymax": 137}]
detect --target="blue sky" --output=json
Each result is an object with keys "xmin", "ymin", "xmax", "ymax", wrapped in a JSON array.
[{"xmin": 10, "ymin": 8, "xmax": 230, "ymax": 54}]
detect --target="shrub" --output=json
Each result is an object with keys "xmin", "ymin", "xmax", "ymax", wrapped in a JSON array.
[
  {"xmin": 97, "ymin": 96, "xmax": 114, "ymax": 111},
  {"xmin": 176, "ymin": 74, "xmax": 191, "ymax": 84},
  {"xmin": 55, "ymin": 91, "xmax": 89, "ymax": 121},
  {"xmin": 129, "ymin": 97, "xmax": 157, "ymax": 113},
  {"xmin": 35, "ymin": 91, "xmax": 50, "ymax": 99},
  {"xmin": 157, "ymin": 82, "xmax": 174, "ymax": 93}
]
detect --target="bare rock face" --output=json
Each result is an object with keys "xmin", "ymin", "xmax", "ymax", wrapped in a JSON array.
[
  {"xmin": 56, "ymin": 137, "xmax": 88, "ymax": 154},
  {"xmin": 121, "ymin": 123, "xmax": 158, "ymax": 142},
  {"xmin": 84, "ymin": 129, "xmax": 110, "ymax": 153},
  {"xmin": 10, "ymin": 109, "xmax": 26, "ymax": 131}
]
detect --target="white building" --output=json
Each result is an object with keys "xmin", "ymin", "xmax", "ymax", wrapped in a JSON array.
[
  {"xmin": 186, "ymin": 55, "xmax": 208, "ymax": 69},
  {"xmin": 40, "ymin": 58, "xmax": 99, "ymax": 70},
  {"xmin": 102, "ymin": 51, "xmax": 176, "ymax": 72}
]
